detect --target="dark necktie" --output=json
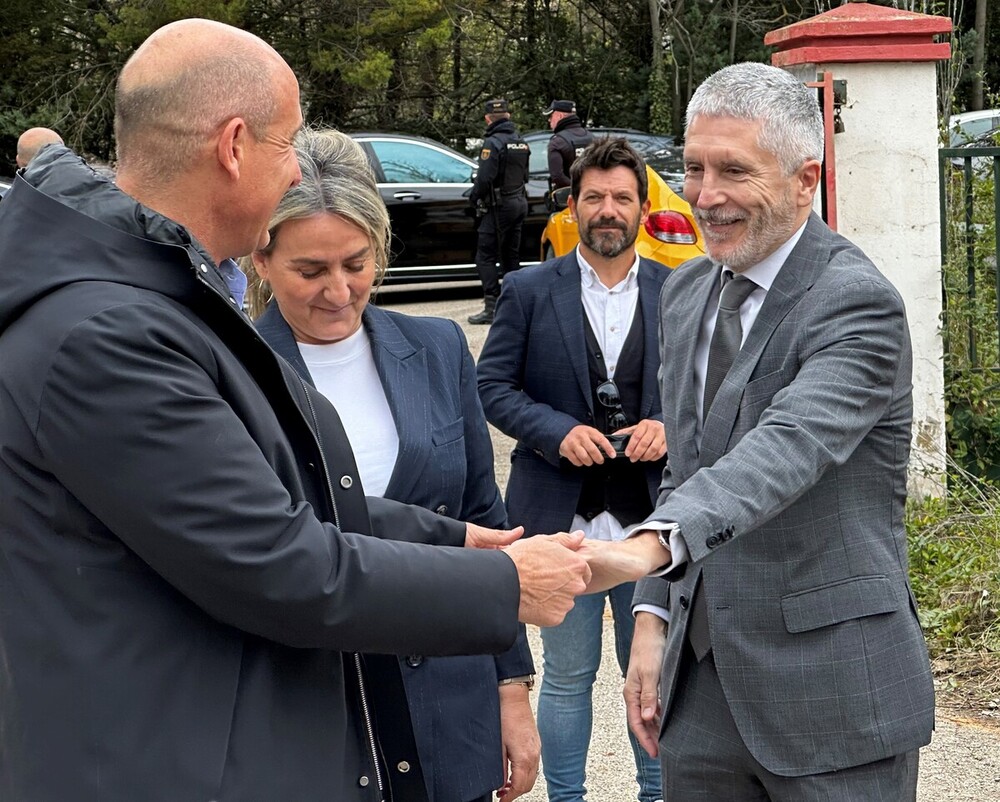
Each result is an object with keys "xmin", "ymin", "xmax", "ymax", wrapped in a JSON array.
[
  {"xmin": 689, "ymin": 269, "xmax": 757, "ymax": 661},
  {"xmin": 703, "ymin": 271, "xmax": 758, "ymax": 417}
]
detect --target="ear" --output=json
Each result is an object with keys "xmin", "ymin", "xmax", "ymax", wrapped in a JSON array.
[
  {"xmin": 250, "ymin": 248, "xmax": 270, "ymax": 280},
  {"xmin": 795, "ymin": 159, "xmax": 822, "ymax": 207},
  {"xmin": 640, "ymin": 197, "xmax": 652, "ymax": 224},
  {"xmin": 567, "ymin": 195, "xmax": 577, "ymax": 219},
  {"xmin": 217, "ymin": 117, "xmax": 249, "ymax": 181}
]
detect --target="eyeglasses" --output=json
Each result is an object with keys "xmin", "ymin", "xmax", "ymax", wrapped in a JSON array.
[{"xmin": 596, "ymin": 379, "xmax": 629, "ymax": 430}]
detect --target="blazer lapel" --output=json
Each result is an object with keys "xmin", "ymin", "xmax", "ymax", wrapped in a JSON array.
[
  {"xmin": 549, "ymin": 255, "xmax": 592, "ymax": 412},
  {"xmin": 365, "ymin": 306, "xmax": 430, "ymax": 501},
  {"xmin": 256, "ymin": 302, "xmax": 313, "ymax": 385},
  {"xmin": 699, "ymin": 214, "xmax": 831, "ymax": 466},
  {"xmin": 637, "ymin": 261, "xmax": 663, "ymax": 419}
]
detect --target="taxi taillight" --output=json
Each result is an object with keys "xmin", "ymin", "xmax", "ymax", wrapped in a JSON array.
[{"xmin": 644, "ymin": 211, "xmax": 698, "ymax": 245}]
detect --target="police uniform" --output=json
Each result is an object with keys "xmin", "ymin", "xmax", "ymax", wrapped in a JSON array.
[
  {"xmin": 544, "ymin": 100, "xmax": 594, "ymax": 190},
  {"xmin": 468, "ymin": 98, "xmax": 530, "ymax": 325}
]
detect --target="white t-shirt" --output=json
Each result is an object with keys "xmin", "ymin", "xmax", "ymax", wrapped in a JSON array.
[{"xmin": 297, "ymin": 326, "xmax": 399, "ymax": 498}]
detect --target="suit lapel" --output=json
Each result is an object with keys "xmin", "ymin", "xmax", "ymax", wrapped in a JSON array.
[
  {"xmin": 699, "ymin": 214, "xmax": 831, "ymax": 466},
  {"xmin": 637, "ymin": 261, "xmax": 663, "ymax": 419},
  {"xmin": 364, "ymin": 306, "xmax": 430, "ymax": 501},
  {"xmin": 256, "ymin": 302, "xmax": 313, "ymax": 385},
  {"xmin": 667, "ymin": 261, "xmax": 717, "ymax": 475},
  {"xmin": 549, "ymin": 255, "xmax": 592, "ymax": 412}
]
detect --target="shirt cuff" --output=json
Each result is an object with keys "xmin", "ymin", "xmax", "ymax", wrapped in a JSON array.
[
  {"xmin": 625, "ymin": 521, "xmax": 689, "ymax": 577},
  {"xmin": 633, "ymin": 603, "xmax": 670, "ymax": 623}
]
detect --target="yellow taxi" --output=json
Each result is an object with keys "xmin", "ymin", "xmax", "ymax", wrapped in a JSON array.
[{"xmin": 539, "ymin": 165, "xmax": 703, "ymax": 267}]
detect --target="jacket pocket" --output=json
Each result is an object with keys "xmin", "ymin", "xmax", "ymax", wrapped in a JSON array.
[
  {"xmin": 780, "ymin": 574, "xmax": 900, "ymax": 633},
  {"xmin": 431, "ymin": 418, "xmax": 465, "ymax": 446}
]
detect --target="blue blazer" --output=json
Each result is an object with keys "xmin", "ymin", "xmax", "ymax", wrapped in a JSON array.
[
  {"xmin": 477, "ymin": 253, "xmax": 668, "ymax": 537},
  {"xmin": 258, "ymin": 302, "xmax": 534, "ymax": 802}
]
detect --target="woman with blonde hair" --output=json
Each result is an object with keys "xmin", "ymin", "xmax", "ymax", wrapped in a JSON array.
[{"xmin": 245, "ymin": 128, "xmax": 540, "ymax": 802}]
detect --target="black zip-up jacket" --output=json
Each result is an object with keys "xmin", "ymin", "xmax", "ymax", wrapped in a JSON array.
[
  {"xmin": 547, "ymin": 115, "xmax": 594, "ymax": 189},
  {"xmin": 0, "ymin": 147, "xmax": 520, "ymax": 801}
]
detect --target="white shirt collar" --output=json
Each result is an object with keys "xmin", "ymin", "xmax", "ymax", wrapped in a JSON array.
[
  {"xmin": 575, "ymin": 246, "xmax": 640, "ymax": 291},
  {"xmin": 726, "ymin": 219, "xmax": 808, "ymax": 291}
]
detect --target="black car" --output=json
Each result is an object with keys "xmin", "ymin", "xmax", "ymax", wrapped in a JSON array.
[
  {"xmin": 523, "ymin": 127, "xmax": 683, "ymax": 191},
  {"xmin": 349, "ymin": 133, "xmax": 549, "ymax": 285}
]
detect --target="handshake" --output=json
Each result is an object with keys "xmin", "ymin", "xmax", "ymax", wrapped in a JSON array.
[{"xmin": 465, "ymin": 523, "xmax": 670, "ymax": 627}]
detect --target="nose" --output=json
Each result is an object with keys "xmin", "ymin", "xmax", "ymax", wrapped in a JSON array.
[
  {"xmin": 322, "ymin": 269, "xmax": 350, "ymax": 305},
  {"xmin": 690, "ymin": 170, "xmax": 724, "ymax": 209},
  {"xmin": 597, "ymin": 193, "xmax": 619, "ymax": 218}
]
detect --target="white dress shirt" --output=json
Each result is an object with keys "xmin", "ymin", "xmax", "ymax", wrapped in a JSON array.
[{"xmin": 572, "ymin": 246, "xmax": 640, "ymax": 543}]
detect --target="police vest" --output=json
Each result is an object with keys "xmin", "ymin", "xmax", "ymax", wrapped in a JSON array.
[{"xmin": 493, "ymin": 131, "xmax": 530, "ymax": 195}]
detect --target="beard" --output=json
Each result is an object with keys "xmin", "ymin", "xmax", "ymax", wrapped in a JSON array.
[
  {"xmin": 693, "ymin": 188, "xmax": 798, "ymax": 271},
  {"xmin": 580, "ymin": 214, "xmax": 641, "ymax": 259}
]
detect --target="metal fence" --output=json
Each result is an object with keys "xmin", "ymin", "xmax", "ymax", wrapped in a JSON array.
[{"xmin": 938, "ymin": 146, "xmax": 1000, "ymax": 369}]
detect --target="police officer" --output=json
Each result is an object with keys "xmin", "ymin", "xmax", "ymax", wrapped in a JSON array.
[
  {"xmin": 544, "ymin": 99, "xmax": 593, "ymax": 191},
  {"xmin": 468, "ymin": 98, "xmax": 530, "ymax": 325}
]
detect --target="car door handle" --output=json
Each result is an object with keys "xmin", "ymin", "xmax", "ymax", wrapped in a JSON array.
[{"xmin": 393, "ymin": 191, "xmax": 421, "ymax": 201}]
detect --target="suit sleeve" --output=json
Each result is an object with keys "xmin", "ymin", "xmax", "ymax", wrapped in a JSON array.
[
  {"xmin": 477, "ymin": 274, "xmax": 582, "ymax": 465},
  {"xmin": 366, "ymin": 496, "xmax": 466, "ymax": 546},
  {"xmin": 36, "ymin": 303, "xmax": 520, "ymax": 657},
  {"xmin": 445, "ymin": 321, "xmax": 535, "ymax": 678},
  {"xmin": 645, "ymin": 276, "xmax": 909, "ymax": 566}
]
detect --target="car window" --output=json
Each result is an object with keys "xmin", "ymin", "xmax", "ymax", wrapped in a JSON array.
[
  {"xmin": 951, "ymin": 115, "xmax": 1000, "ymax": 146},
  {"xmin": 368, "ymin": 140, "xmax": 472, "ymax": 184},
  {"xmin": 527, "ymin": 136, "xmax": 551, "ymax": 175}
]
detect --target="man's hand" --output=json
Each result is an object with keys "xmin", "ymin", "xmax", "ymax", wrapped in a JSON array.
[
  {"xmin": 614, "ymin": 419, "xmax": 666, "ymax": 463},
  {"xmin": 504, "ymin": 531, "xmax": 590, "ymax": 626},
  {"xmin": 576, "ymin": 532, "xmax": 671, "ymax": 594},
  {"xmin": 559, "ymin": 424, "xmax": 615, "ymax": 466},
  {"xmin": 466, "ymin": 523, "xmax": 525, "ymax": 549},
  {"xmin": 496, "ymin": 684, "xmax": 540, "ymax": 800},
  {"xmin": 624, "ymin": 611, "xmax": 667, "ymax": 758}
]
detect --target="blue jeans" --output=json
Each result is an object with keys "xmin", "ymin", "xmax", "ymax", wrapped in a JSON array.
[{"xmin": 537, "ymin": 582, "xmax": 663, "ymax": 802}]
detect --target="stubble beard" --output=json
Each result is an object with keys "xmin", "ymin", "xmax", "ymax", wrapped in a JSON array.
[{"xmin": 694, "ymin": 189, "xmax": 798, "ymax": 271}]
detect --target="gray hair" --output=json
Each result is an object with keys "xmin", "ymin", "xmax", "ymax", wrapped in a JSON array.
[
  {"xmin": 243, "ymin": 128, "xmax": 391, "ymax": 319},
  {"xmin": 685, "ymin": 62, "xmax": 824, "ymax": 175}
]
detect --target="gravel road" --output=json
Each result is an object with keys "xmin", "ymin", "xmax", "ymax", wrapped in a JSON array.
[{"xmin": 376, "ymin": 283, "xmax": 1000, "ymax": 802}]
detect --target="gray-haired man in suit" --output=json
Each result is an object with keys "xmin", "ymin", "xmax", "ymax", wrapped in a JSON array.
[{"xmin": 579, "ymin": 62, "xmax": 935, "ymax": 800}]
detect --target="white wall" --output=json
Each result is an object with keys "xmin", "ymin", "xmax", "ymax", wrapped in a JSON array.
[{"xmin": 787, "ymin": 62, "xmax": 946, "ymax": 495}]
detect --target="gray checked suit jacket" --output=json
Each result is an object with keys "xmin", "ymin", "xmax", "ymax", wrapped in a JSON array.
[{"xmin": 633, "ymin": 213, "xmax": 934, "ymax": 777}]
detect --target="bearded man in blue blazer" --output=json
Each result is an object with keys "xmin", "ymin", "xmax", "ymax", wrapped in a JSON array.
[{"xmin": 478, "ymin": 138, "xmax": 666, "ymax": 802}]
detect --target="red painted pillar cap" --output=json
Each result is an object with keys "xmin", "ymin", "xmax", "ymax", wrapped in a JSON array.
[{"xmin": 765, "ymin": 2, "xmax": 952, "ymax": 67}]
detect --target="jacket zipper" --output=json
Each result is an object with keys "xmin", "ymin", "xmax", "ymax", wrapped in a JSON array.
[
  {"xmin": 191, "ymin": 266, "xmax": 387, "ymax": 798},
  {"xmin": 298, "ymin": 376, "xmax": 386, "ymax": 801}
]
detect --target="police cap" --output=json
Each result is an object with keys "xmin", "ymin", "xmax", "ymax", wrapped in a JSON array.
[
  {"xmin": 544, "ymin": 99, "xmax": 576, "ymax": 115},
  {"xmin": 485, "ymin": 98, "xmax": 509, "ymax": 114}
]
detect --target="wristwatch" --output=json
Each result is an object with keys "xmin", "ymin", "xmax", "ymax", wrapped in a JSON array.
[{"xmin": 498, "ymin": 674, "xmax": 536, "ymax": 691}]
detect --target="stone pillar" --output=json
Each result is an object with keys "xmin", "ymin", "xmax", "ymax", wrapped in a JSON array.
[{"xmin": 765, "ymin": 2, "xmax": 953, "ymax": 495}]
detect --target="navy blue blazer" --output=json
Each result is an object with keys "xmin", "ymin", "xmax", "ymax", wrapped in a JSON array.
[
  {"xmin": 257, "ymin": 302, "xmax": 534, "ymax": 802},
  {"xmin": 477, "ymin": 253, "xmax": 668, "ymax": 537}
]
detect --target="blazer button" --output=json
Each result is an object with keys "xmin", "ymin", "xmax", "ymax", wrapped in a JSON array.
[
  {"xmin": 435, "ymin": 504, "xmax": 448, "ymax": 515},
  {"xmin": 397, "ymin": 761, "xmax": 411, "ymax": 774},
  {"xmin": 406, "ymin": 655, "xmax": 424, "ymax": 667},
  {"xmin": 358, "ymin": 775, "xmax": 370, "ymax": 787},
  {"xmin": 706, "ymin": 535, "xmax": 719, "ymax": 548},
  {"xmin": 340, "ymin": 475, "xmax": 353, "ymax": 489},
  {"xmin": 678, "ymin": 595, "xmax": 689, "ymax": 610}
]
